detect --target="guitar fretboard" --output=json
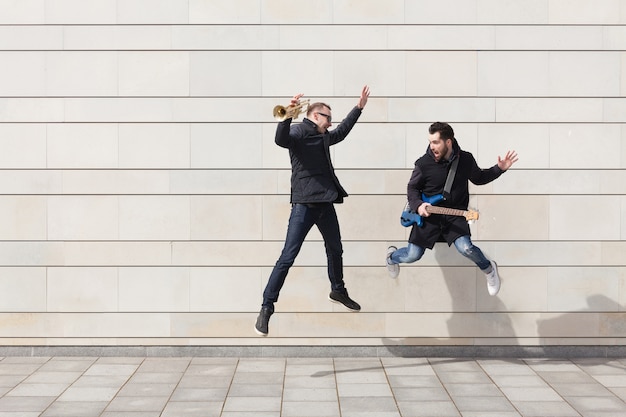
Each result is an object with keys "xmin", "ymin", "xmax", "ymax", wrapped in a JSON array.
[{"xmin": 425, "ymin": 206, "xmax": 467, "ymax": 217}]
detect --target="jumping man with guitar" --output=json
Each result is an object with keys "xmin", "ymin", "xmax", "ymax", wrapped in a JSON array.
[{"xmin": 386, "ymin": 122, "xmax": 518, "ymax": 296}]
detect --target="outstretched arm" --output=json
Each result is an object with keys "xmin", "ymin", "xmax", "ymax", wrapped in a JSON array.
[
  {"xmin": 357, "ymin": 85, "xmax": 370, "ymax": 110},
  {"xmin": 497, "ymin": 150, "xmax": 519, "ymax": 171}
]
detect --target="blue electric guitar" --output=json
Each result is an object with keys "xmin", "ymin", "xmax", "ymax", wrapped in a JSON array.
[{"xmin": 401, "ymin": 193, "xmax": 479, "ymax": 227}]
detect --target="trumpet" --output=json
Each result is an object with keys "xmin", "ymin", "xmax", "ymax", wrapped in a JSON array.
[{"xmin": 272, "ymin": 99, "xmax": 310, "ymax": 121}]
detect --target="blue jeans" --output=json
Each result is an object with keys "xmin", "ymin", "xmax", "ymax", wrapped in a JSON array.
[
  {"xmin": 389, "ymin": 235, "xmax": 491, "ymax": 271},
  {"xmin": 262, "ymin": 203, "xmax": 346, "ymax": 309}
]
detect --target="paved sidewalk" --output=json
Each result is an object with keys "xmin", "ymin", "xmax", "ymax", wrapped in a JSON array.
[{"xmin": 1, "ymin": 356, "xmax": 626, "ymax": 416}]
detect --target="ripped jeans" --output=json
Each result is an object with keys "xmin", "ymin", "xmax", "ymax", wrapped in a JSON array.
[{"xmin": 389, "ymin": 235, "xmax": 491, "ymax": 272}]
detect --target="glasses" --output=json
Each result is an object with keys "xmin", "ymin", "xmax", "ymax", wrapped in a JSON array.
[{"xmin": 316, "ymin": 112, "xmax": 332, "ymax": 123}]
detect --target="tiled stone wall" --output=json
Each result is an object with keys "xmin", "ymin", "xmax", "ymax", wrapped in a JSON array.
[{"xmin": 0, "ymin": 0, "xmax": 624, "ymax": 346}]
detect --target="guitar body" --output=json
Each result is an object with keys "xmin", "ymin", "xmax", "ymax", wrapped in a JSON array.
[{"xmin": 400, "ymin": 194, "xmax": 444, "ymax": 227}]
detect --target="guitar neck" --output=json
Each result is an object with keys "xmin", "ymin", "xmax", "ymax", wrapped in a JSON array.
[{"xmin": 425, "ymin": 205, "xmax": 468, "ymax": 218}]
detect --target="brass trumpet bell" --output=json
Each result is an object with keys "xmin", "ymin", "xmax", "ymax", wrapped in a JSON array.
[{"xmin": 273, "ymin": 99, "xmax": 310, "ymax": 121}]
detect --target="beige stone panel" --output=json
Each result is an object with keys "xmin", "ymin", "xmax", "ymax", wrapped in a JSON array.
[
  {"xmin": 189, "ymin": 0, "xmax": 260, "ymax": 23},
  {"xmin": 172, "ymin": 97, "xmax": 268, "ymax": 123},
  {"xmin": 190, "ymin": 123, "xmax": 263, "ymax": 168},
  {"xmin": 496, "ymin": 26, "xmax": 601, "ymax": 50},
  {"xmin": 550, "ymin": 124, "xmax": 621, "ymax": 169},
  {"xmin": 496, "ymin": 242, "xmax": 602, "ymax": 267},
  {"xmin": 478, "ymin": 52, "xmax": 549, "ymax": 96},
  {"xmin": 190, "ymin": 267, "xmax": 262, "ymax": 312},
  {"xmin": 495, "ymin": 98, "xmax": 603, "ymax": 123},
  {"xmin": 261, "ymin": 266, "xmax": 332, "ymax": 313},
  {"xmin": 548, "ymin": 267, "xmax": 620, "ymax": 312},
  {"xmin": 403, "ymin": 267, "xmax": 477, "ymax": 313},
  {"xmin": 604, "ymin": 98, "xmax": 626, "ymax": 123},
  {"xmin": 172, "ymin": 170, "xmax": 276, "ymax": 195},
  {"xmin": 172, "ymin": 241, "xmax": 284, "ymax": 266},
  {"xmin": 407, "ymin": 52, "xmax": 477, "ymax": 96},
  {"xmin": 550, "ymin": 52, "xmax": 620, "ymax": 97},
  {"xmin": 478, "ymin": 267, "xmax": 548, "ymax": 312},
  {"xmin": 63, "ymin": 242, "xmax": 172, "ymax": 266},
  {"xmin": 335, "ymin": 195, "xmax": 406, "ymax": 241},
  {"xmin": 47, "ymin": 124, "xmax": 118, "ymax": 168},
  {"xmin": 171, "ymin": 313, "xmax": 259, "ymax": 338},
  {"xmin": 119, "ymin": 196, "xmax": 190, "ymax": 240},
  {"xmin": 617, "ymin": 269, "xmax": 626, "ymax": 310},
  {"xmin": 0, "ymin": 313, "xmax": 171, "ymax": 338},
  {"xmin": 190, "ymin": 51, "xmax": 261, "ymax": 96},
  {"xmin": 261, "ymin": 123, "xmax": 291, "ymax": 169},
  {"xmin": 119, "ymin": 124, "xmax": 190, "ymax": 168},
  {"xmin": 0, "ymin": 98, "xmax": 64, "ymax": 123},
  {"xmin": 390, "ymin": 98, "xmax": 496, "ymax": 123},
  {"xmin": 536, "ymin": 312, "xmax": 601, "ymax": 339},
  {"xmin": 605, "ymin": 27, "xmax": 626, "ymax": 49},
  {"xmin": 405, "ymin": 1, "xmax": 477, "ymax": 24},
  {"xmin": 332, "ymin": 0, "xmax": 404, "ymax": 23},
  {"xmin": 277, "ymin": 313, "xmax": 385, "ymax": 338},
  {"xmin": 334, "ymin": 51, "xmax": 405, "ymax": 96},
  {"xmin": 333, "ymin": 123, "xmax": 406, "ymax": 169},
  {"xmin": 474, "ymin": 195, "xmax": 549, "ymax": 241},
  {"xmin": 261, "ymin": 195, "xmax": 297, "ymax": 241},
  {"xmin": 0, "ymin": 124, "xmax": 46, "ymax": 168},
  {"xmin": 390, "ymin": 26, "xmax": 494, "ymax": 50},
  {"xmin": 119, "ymin": 52, "xmax": 189, "ymax": 96},
  {"xmin": 280, "ymin": 25, "xmax": 387, "ymax": 50},
  {"xmin": 549, "ymin": 0, "xmax": 621, "ymax": 24},
  {"xmin": 602, "ymin": 242, "xmax": 626, "ymax": 266},
  {"xmin": 0, "ymin": 0, "xmax": 44, "ymax": 23},
  {"xmin": 477, "ymin": 124, "xmax": 549, "ymax": 169},
  {"xmin": 0, "ymin": 268, "xmax": 46, "ymax": 312},
  {"xmin": 64, "ymin": 98, "xmax": 172, "ymax": 123},
  {"xmin": 48, "ymin": 196, "xmax": 118, "ymax": 240},
  {"xmin": 550, "ymin": 195, "xmax": 620, "ymax": 240},
  {"xmin": 62, "ymin": 170, "xmax": 169, "ymax": 195},
  {"xmin": 0, "ymin": 196, "xmax": 46, "ymax": 240},
  {"xmin": 0, "ymin": 52, "xmax": 45, "ymax": 96},
  {"xmin": 64, "ymin": 25, "xmax": 171, "ymax": 50},
  {"xmin": 0, "ymin": 242, "xmax": 64, "ymax": 266},
  {"xmin": 190, "ymin": 195, "xmax": 263, "ymax": 240},
  {"xmin": 622, "ymin": 197, "xmax": 626, "ymax": 240},
  {"xmin": 119, "ymin": 267, "xmax": 189, "ymax": 312},
  {"xmin": 46, "ymin": 51, "xmax": 117, "ymax": 96},
  {"xmin": 622, "ymin": 53, "xmax": 626, "ymax": 96},
  {"xmin": 0, "ymin": 169, "xmax": 61, "ymax": 195},
  {"xmin": 45, "ymin": 0, "xmax": 116, "ymax": 23},
  {"xmin": 47, "ymin": 267, "xmax": 118, "ymax": 312},
  {"xmin": 478, "ymin": 0, "xmax": 548, "ymax": 23},
  {"xmin": 262, "ymin": 51, "xmax": 333, "ymax": 97},
  {"xmin": 117, "ymin": 0, "xmax": 188, "ymax": 23},
  {"xmin": 261, "ymin": 0, "xmax": 331, "ymax": 24}
]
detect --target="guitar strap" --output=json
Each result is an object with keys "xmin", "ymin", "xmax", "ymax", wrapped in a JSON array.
[{"xmin": 442, "ymin": 153, "xmax": 459, "ymax": 200}]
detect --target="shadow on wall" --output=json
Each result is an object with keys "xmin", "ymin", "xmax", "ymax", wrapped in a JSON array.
[
  {"xmin": 380, "ymin": 243, "xmax": 518, "ymax": 356},
  {"xmin": 537, "ymin": 294, "xmax": 625, "ymax": 344}
]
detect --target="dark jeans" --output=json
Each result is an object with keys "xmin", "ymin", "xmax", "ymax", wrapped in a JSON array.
[{"xmin": 262, "ymin": 203, "xmax": 346, "ymax": 309}]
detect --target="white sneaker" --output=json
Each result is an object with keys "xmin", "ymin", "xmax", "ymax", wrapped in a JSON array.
[
  {"xmin": 485, "ymin": 260, "xmax": 500, "ymax": 296},
  {"xmin": 386, "ymin": 246, "xmax": 400, "ymax": 279}
]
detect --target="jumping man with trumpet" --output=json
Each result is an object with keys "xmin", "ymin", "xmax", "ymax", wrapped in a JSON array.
[{"xmin": 255, "ymin": 85, "xmax": 370, "ymax": 336}]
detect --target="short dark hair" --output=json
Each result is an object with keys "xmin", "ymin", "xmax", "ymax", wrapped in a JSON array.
[
  {"xmin": 307, "ymin": 102, "xmax": 331, "ymax": 117},
  {"xmin": 429, "ymin": 122, "xmax": 454, "ymax": 141}
]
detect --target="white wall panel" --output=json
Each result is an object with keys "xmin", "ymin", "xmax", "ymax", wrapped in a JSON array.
[
  {"xmin": 45, "ymin": 0, "xmax": 116, "ymax": 24},
  {"xmin": 0, "ymin": 0, "xmax": 622, "ymax": 347},
  {"xmin": 47, "ymin": 124, "xmax": 118, "ymax": 168},
  {"xmin": 0, "ymin": 0, "xmax": 45, "ymax": 23},
  {"xmin": 119, "ymin": 52, "xmax": 189, "ymax": 96},
  {"xmin": 190, "ymin": 51, "xmax": 262, "ymax": 96},
  {"xmin": 119, "ymin": 124, "xmax": 190, "ymax": 168},
  {"xmin": 0, "ymin": 53, "xmax": 46, "ymax": 96}
]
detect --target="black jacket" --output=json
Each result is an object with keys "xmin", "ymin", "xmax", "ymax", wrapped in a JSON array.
[
  {"xmin": 407, "ymin": 140, "xmax": 504, "ymax": 211},
  {"xmin": 406, "ymin": 139, "xmax": 504, "ymax": 247},
  {"xmin": 275, "ymin": 106, "xmax": 362, "ymax": 204}
]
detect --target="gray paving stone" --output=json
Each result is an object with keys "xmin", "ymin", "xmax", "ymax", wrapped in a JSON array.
[
  {"xmin": 397, "ymin": 400, "xmax": 461, "ymax": 417},
  {"xmin": 40, "ymin": 401, "xmax": 107, "ymax": 417},
  {"xmin": 339, "ymin": 396, "xmax": 398, "ymax": 412},
  {"xmin": 5, "ymin": 383, "xmax": 69, "ymax": 397},
  {"xmin": 116, "ymin": 382, "xmax": 177, "ymax": 397},
  {"xmin": 0, "ymin": 397, "xmax": 55, "ymax": 413},
  {"xmin": 57, "ymin": 386, "xmax": 120, "ymax": 402},
  {"xmin": 445, "ymin": 383, "xmax": 503, "ymax": 397},
  {"xmin": 337, "ymin": 383, "xmax": 393, "ymax": 397},
  {"xmin": 232, "ymin": 371, "xmax": 283, "ymax": 385},
  {"xmin": 104, "ymin": 396, "xmax": 169, "ymax": 412},
  {"xmin": 227, "ymin": 383, "xmax": 283, "ymax": 397},
  {"xmin": 283, "ymin": 388, "xmax": 337, "ymax": 402},
  {"xmin": 169, "ymin": 388, "xmax": 229, "ymax": 401},
  {"xmin": 23, "ymin": 372, "xmax": 81, "ymax": 384},
  {"xmin": 392, "ymin": 387, "xmax": 451, "ymax": 401},
  {"xmin": 160, "ymin": 401, "xmax": 223, "ymax": 417},
  {"xmin": 38, "ymin": 360, "xmax": 94, "ymax": 372},
  {"xmin": 69, "ymin": 375, "xmax": 129, "ymax": 388},
  {"xmin": 138, "ymin": 358, "xmax": 191, "ymax": 373},
  {"xmin": 223, "ymin": 396, "xmax": 282, "ymax": 413},
  {"xmin": 281, "ymin": 401, "xmax": 340, "ymax": 417},
  {"xmin": 512, "ymin": 400, "xmax": 580, "ymax": 417}
]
